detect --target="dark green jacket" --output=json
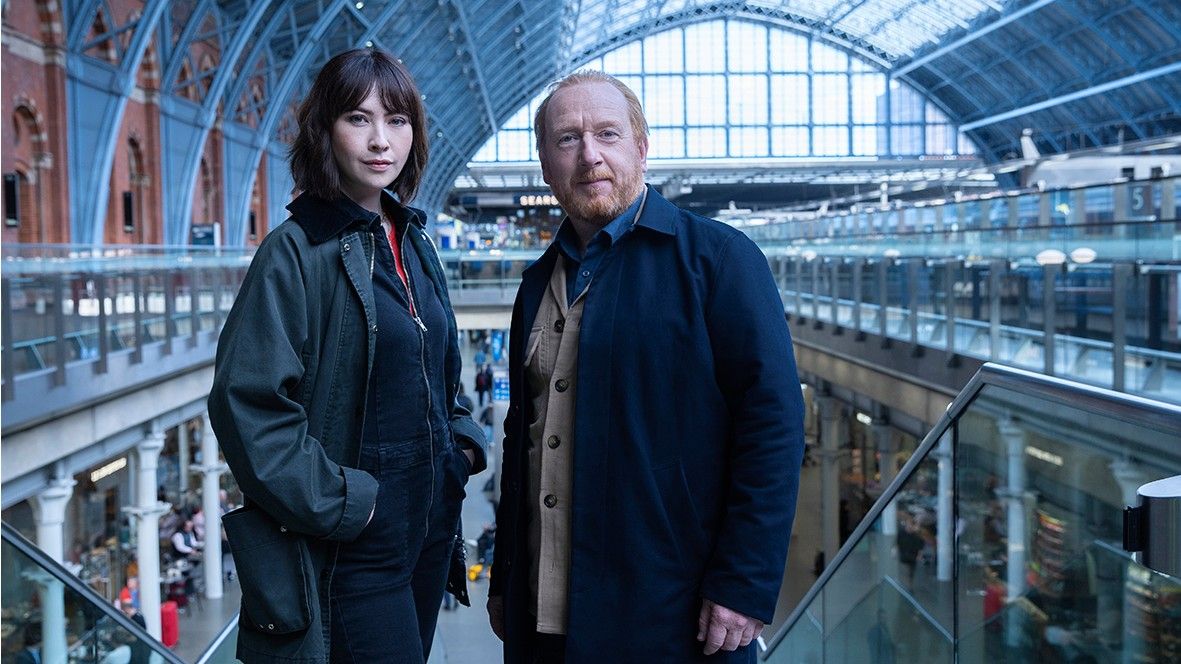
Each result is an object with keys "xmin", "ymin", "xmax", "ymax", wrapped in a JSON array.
[{"xmin": 209, "ymin": 192, "xmax": 485, "ymax": 663}]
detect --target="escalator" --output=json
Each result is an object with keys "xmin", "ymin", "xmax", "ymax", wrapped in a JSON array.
[
  {"xmin": 762, "ymin": 363, "xmax": 1181, "ymax": 663},
  {"xmin": 1, "ymin": 522, "xmax": 239, "ymax": 663}
]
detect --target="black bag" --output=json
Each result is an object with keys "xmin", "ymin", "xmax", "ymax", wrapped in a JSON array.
[{"xmin": 222, "ymin": 505, "xmax": 314, "ymax": 634}]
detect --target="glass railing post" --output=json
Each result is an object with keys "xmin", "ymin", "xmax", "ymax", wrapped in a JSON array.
[
  {"xmin": 3, "ymin": 276, "xmax": 15, "ymax": 401},
  {"xmin": 908, "ymin": 260, "xmax": 921, "ymax": 352},
  {"xmin": 817, "ymin": 394, "xmax": 844, "ymax": 565},
  {"xmin": 189, "ymin": 268, "xmax": 200, "ymax": 347},
  {"xmin": 945, "ymin": 259, "xmax": 960, "ymax": 364},
  {"xmin": 1042, "ymin": 263, "xmax": 1059, "ymax": 375},
  {"xmin": 989, "ymin": 259, "xmax": 1003, "ymax": 361},
  {"xmin": 1112, "ymin": 262, "xmax": 1130, "ymax": 392},
  {"xmin": 164, "ymin": 268, "xmax": 176, "ymax": 354},
  {"xmin": 96, "ymin": 272, "xmax": 109, "ymax": 374},
  {"xmin": 853, "ymin": 258, "xmax": 864, "ymax": 339},
  {"xmin": 878, "ymin": 258, "xmax": 890, "ymax": 346},
  {"xmin": 794, "ymin": 259, "xmax": 803, "ymax": 320},
  {"xmin": 811, "ymin": 258, "xmax": 821, "ymax": 326},
  {"xmin": 830, "ymin": 260, "xmax": 840, "ymax": 332},
  {"xmin": 51, "ymin": 273, "xmax": 67, "ymax": 385},
  {"xmin": 132, "ymin": 270, "xmax": 144, "ymax": 364}
]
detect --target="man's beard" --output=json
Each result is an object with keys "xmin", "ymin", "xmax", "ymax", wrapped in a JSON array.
[{"xmin": 553, "ymin": 165, "xmax": 645, "ymax": 226}]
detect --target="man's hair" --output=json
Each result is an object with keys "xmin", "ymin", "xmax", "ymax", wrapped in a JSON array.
[
  {"xmin": 289, "ymin": 48, "xmax": 428, "ymax": 203},
  {"xmin": 533, "ymin": 71, "xmax": 649, "ymax": 152}
]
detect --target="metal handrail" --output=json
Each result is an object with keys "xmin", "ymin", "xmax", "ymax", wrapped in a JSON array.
[
  {"xmin": 759, "ymin": 362, "xmax": 1181, "ymax": 657},
  {"xmin": 194, "ymin": 614, "xmax": 239, "ymax": 664},
  {"xmin": 0, "ymin": 522, "xmax": 187, "ymax": 664}
]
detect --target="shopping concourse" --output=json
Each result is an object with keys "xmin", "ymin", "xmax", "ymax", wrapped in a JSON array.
[{"xmin": 2, "ymin": 1, "xmax": 1180, "ymax": 662}]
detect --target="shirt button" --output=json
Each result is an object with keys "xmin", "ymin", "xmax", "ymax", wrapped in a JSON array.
[
  {"xmin": 544, "ymin": 494, "xmax": 557, "ymax": 508},
  {"xmin": 267, "ymin": 624, "xmax": 275, "ymax": 631},
  {"xmin": 553, "ymin": 319, "xmax": 565, "ymax": 333},
  {"xmin": 554, "ymin": 379, "xmax": 569, "ymax": 392},
  {"xmin": 547, "ymin": 435, "xmax": 561, "ymax": 449}
]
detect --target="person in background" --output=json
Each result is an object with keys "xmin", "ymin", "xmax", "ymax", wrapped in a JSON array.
[
  {"xmin": 170, "ymin": 520, "xmax": 203, "ymax": 562},
  {"xmin": 208, "ymin": 48, "xmax": 485, "ymax": 664},
  {"xmin": 487, "ymin": 71, "xmax": 805, "ymax": 663},
  {"xmin": 118, "ymin": 576, "xmax": 141, "ymax": 612}
]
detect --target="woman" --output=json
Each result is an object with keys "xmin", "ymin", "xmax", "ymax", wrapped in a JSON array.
[{"xmin": 208, "ymin": 48, "xmax": 485, "ymax": 663}]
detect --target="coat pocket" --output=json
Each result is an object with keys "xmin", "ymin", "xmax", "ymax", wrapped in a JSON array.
[{"xmin": 223, "ymin": 506, "xmax": 314, "ymax": 635}]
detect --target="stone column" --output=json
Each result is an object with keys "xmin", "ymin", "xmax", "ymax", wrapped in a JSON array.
[
  {"xmin": 871, "ymin": 421, "xmax": 898, "ymax": 537},
  {"xmin": 126, "ymin": 428, "xmax": 169, "ymax": 638},
  {"xmin": 817, "ymin": 396, "xmax": 846, "ymax": 565},
  {"xmin": 996, "ymin": 417, "xmax": 1029, "ymax": 649},
  {"xmin": 193, "ymin": 414, "xmax": 228, "ymax": 599},
  {"xmin": 177, "ymin": 419, "xmax": 191, "ymax": 494},
  {"xmin": 935, "ymin": 430, "xmax": 954, "ymax": 582},
  {"xmin": 24, "ymin": 570, "xmax": 67, "ymax": 664},
  {"xmin": 28, "ymin": 473, "xmax": 75, "ymax": 664},
  {"xmin": 29, "ymin": 473, "xmax": 76, "ymax": 563}
]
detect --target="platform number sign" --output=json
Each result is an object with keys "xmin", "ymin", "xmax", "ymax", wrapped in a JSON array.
[{"xmin": 1127, "ymin": 183, "xmax": 1154, "ymax": 220}]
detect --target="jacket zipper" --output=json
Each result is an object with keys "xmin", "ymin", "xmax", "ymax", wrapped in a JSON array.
[{"xmin": 400, "ymin": 225, "xmax": 436, "ymax": 532}]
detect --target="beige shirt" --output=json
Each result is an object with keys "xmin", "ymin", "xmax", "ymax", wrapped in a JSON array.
[{"xmin": 524, "ymin": 254, "xmax": 586, "ymax": 634}]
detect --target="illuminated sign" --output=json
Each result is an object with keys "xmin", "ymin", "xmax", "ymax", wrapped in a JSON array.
[
  {"xmin": 519, "ymin": 194, "xmax": 559, "ymax": 207},
  {"xmin": 91, "ymin": 457, "xmax": 127, "ymax": 482}
]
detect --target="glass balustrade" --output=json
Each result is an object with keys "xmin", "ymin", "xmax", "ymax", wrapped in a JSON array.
[
  {"xmin": 762, "ymin": 364, "xmax": 1181, "ymax": 663},
  {"xmin": 1, "ymin": 524, "xmax": 185, "ymax": 664}
]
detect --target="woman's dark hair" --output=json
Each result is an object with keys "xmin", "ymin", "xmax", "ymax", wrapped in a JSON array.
[{"xmin": 289, "ymin": 48, "xmax": 428, "ymax": 203}]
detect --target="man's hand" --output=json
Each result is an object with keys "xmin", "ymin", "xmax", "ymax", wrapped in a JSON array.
[
  {"xmin": 487, "ymin": 595, "xmax": 505, "ymax": 641},
  {"xmin": 697, "ymin": 599, "xmax": 764, "ymax": 655}
]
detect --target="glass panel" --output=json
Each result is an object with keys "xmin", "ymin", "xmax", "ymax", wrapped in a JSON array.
[
  {"xmin": 726, "ymin": 21, "xmax": 767, "ymax": 72},
  {"xmin": 643, "ymin": 29, "xmax": 682, "ymax": 73},
  {"xmin": 686, "ymin": 128, "xmax": 727, "ymax": 158},
  {"xmin": 728, "ymin": 74, "xmax": 768, "ymax": 125},
  {"xmin": 1, "ymin": 534, "xmax": 178, "ymax": 664},
  {"xmin": 770, "ymin": 75, "xmax": 809, "ymax": 124}
]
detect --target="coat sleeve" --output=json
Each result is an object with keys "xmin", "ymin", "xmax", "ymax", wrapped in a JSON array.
[
  {"xmin": 208, "ymin": 230, "xmax": 378, "ymax": 543},
  {"xmin": 450, "ymin": 400, "xmax": 488, "ymax": 475},
  {"xmin": 700, "ymin": 232, "xmax": 806, "ymax": 624}
]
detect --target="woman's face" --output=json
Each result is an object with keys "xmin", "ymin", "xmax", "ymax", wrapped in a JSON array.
[{"xmin": 331, "ymin": 86, "xmax": 414, "ymax": 211}]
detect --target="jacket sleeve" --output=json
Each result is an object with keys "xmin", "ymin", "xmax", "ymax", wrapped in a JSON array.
[
  {"xmin": 450, "ymin": 399, "xmax": 488, "ymax": 475},
  {"xmin": 208, "ymin": 229, "xmax": 377, "ymax": 543},
  {"xmin": 700, "ymin": 232, "xmax": 806, "ymax": 625}
]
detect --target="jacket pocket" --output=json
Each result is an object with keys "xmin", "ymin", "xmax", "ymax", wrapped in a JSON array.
[
  {"xmin": 223, "ymin": 505, "xmax": 314, "ymax": 635},
  {"xmin": 652, "ymin": 461, "xmax": 710, "ymax": 566}
]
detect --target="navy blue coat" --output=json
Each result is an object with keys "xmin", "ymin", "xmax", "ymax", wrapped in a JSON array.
[{"xmin": 491, "ymin": 188, "xmax": 805, "ymax": 663}]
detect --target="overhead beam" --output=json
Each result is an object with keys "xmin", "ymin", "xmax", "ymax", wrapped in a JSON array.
[
  {"xmin": 893, "ymin": 0, "xmax": 1056, "ymax": 77},
  {"xmin": 959, "ymin": 60, "xmax": 1181, "ymax": 131},
  {"xmin": 450, "ymin": 0, "xmax": 499, "ymax": 134}
]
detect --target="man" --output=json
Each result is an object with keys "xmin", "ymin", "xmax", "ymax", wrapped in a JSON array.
[{"xmin": 487, "ymin": 71, "xmax": 805, "ymax": 663}]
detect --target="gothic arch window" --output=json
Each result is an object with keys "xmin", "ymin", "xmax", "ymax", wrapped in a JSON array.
[
  {"xmin": 127, "ymin": 137, "xmax": 147, "ymax": 241},
  {"xmin": 199, "ymin": 157, "xmax": 213, "ymax": 222}
]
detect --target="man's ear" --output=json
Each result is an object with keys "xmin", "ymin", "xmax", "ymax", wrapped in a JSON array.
[{"xmin": 637, "ymin": 135, "xmax": 649, "ymax": 173}]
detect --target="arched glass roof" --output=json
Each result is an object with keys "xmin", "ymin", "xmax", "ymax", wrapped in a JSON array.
[
  {"xmin": 471, "ymin": 19, "xmax": 976, "ymax": 169},
  {"xmin": 54, "ymin": 0, "xmax": 1181, "ymax": 243}
]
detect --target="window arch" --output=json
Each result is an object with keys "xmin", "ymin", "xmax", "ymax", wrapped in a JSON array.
[{"xmin": 472, "ymin": 19, "xmax": 975, "ymax": 163}]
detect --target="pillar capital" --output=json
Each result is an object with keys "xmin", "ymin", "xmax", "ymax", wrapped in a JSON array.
[
  {"xmin": 122, "ymin": 501, "xmax": 171, "ymax": 521},
  {"xmin": 29, "ymin": 477, "xmax": 77, "ymax": 524}
]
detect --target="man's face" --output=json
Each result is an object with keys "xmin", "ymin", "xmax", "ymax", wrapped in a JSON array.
[{"xmin": 539, "ymin": 81, "xmax": 648, "ymax": 227}]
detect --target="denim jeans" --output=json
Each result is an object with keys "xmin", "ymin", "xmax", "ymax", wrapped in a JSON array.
[{"xmin": 329, "ymin": 435, "xmax": 467, "ymax": 663}]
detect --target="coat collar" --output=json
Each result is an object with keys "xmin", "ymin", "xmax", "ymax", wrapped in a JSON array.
[{"xmin": 287, "ymin": 190, "xmax": 426, "ymax": 245}]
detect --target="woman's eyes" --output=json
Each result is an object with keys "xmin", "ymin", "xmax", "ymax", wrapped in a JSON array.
[
  {"xmin": 348, "ymin": 113, "xmax": 368, "ymax": 125},
  {"xmin": 390, "ymin": 116, "xmax": 408, "ymax": 126},
  {"xmin": 345, "ymin": 114, "xmax": 409, "ymax": 126}
]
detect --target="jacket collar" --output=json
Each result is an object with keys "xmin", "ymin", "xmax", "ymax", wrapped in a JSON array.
[
  {"xmin": 632, "ymin": 185, "xmax": 678, "ymax": 236},
  {"xmin": 287, "ymin": 190, "xmax": 426, "ymax": 245}
]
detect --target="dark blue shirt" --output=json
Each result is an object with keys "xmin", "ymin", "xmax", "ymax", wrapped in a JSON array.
[{"xmin": 555, "ymin": 190, "xmax": 646, "ymax": 306}]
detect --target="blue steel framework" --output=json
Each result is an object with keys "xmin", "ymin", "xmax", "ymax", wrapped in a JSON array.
[{"xmin": 54, "ymin": 0, "xmax": 1181, "ymax": 246}]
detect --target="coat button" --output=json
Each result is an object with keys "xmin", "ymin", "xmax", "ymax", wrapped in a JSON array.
[
  {"xmin": 279, "ymin": 526, "xmax": 287, "ymax": 533},
  {"xmin": 544, "ymin": 494, "xmax": 557, "ymax": 508},
  {"xmin": 267, "ymin": 624, "xmax": 275, "ymax": 630},
  {"xmin": 372, "ymin": 324, "xmax": 378, "ymax": 332},
  {"xmin": 553, "ymin": 319, "xmax": 565, "ymax": 333},
  {"xmin": 547, "ymin": 435, "xmax": 560, "ymax": 449},
  {"xmin": 554, "ymin": 379, "xmax": 568, "ymax": 392}
]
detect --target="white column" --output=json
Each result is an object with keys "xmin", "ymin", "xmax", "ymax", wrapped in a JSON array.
[
  {"xmin": 872, "ymin": 422, "xmax": 898, "ymax": 537},
  {"xmin": 817, "ymin": 396, "xmax": 846, "ymax": 565},
  {"xmin": 126, "ymin": 428, "xmax": 169, "ymax": 639},
  {"xmin": 997, "ymin": 418, "xmax": 1028, "ymax": 601},
  {"xmin": 177, "ymin": 419, "xmax": 191, "ymax": 494},
  {"xmin": 935, "ymin": 430, "xmax": 954, "ymax": 582},
  {"xmin": 194, "ymin": 414, "xmax": 228, "ymax": 599},
  {"xmin": 29, "ymin": 476, "xmax": 76, "ymax": 563},
  {"xmin": 23, "ymin": 570, "xmax": 67, "ymax": 664}
]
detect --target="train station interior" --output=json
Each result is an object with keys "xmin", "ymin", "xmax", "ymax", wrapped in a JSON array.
[{"xmin": 2, "ymin": 0, "xmax": 1180, "ymax": 662}]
